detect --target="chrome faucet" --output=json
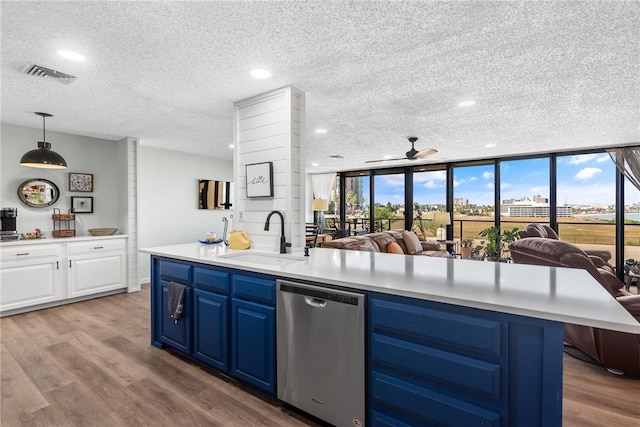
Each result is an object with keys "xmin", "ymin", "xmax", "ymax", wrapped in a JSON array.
[
  {"xmin": 264, "ymin": 210, "xmax": 291, "ymax": 254},
  {"xmin": 222, "ymin": 215, "xmax": 232, "ymax": 246}
]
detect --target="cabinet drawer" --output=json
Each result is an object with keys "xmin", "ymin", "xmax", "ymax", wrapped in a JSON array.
[
  {"xmin": 371, "ymin": 372, "xmax": 501, "ymax": 427},
  {"xmin": 370, "ymin": 295, "xmax": 502, "ymax": 359},
  {"xmin": 1, "ymin": 244, "xmax": 63, "ymax": 261},
  {"xmin": 232, "ymin": 274, "xmax": 275, "ymax": 305},
  {"xmin": 194, "ymin": 267, "xmax": 229, "ymax": 294},
  {"xmin": 66, "ymin": 239, "xmax": 125, "ymax": 255},
  {"xmin": 371, "ymin": 333, "xmax": 501, "ymax": 400},
  {"xmin": 158, "ymin": 259, "xmax": 192, "ymax": 284}
]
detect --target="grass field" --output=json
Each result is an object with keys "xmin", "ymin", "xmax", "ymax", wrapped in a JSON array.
[{"xmin": 371, "ymin": 215, "xmax": 640, "ymax": 248}]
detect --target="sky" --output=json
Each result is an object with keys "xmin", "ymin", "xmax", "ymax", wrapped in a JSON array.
[{"xmin": 370, "ymin": 153, "xmax": 639, "ymax": 207}]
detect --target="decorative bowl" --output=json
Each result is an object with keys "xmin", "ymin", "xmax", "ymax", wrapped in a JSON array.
[{"xmin": 88, "ymin": 228, "xmax": 118, "ymax": 236}]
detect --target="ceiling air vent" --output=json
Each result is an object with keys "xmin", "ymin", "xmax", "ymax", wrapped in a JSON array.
[{"xmin": 21, "ymin": 63, "xmax": 77, "ymax": 85}]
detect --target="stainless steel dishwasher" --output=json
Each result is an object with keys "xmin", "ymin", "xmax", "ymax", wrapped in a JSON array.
[{"xmin": 276, "ymin": 280, "xmax": 365, "ymax": 427}]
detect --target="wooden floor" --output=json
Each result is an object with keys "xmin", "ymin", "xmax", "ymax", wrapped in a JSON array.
[{"xmin": 1, "ymin": 286, "xmax": 639, "ymax": 427}]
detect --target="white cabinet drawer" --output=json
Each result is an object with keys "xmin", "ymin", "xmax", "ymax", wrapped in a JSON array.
[
  {"xmin": 66, "ymin": 238, "xmax": 126, "ymax": 255},
  {"xmin": 1, "ymin": 244, "xmax": 63, "ymax": 262}
]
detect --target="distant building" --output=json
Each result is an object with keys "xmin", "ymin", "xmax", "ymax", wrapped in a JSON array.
[
  {"xmin": 500, "ymin": 195, "xmax": 572, "ymax": 217},
  {"xmin": 454, "ymin": 197, "xmax": 468, "ymax": 206}
]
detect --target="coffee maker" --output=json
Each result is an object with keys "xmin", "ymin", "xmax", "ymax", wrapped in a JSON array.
[{"xmin": 1, "ymin": 208, "xmax": 19, "ymax": 241}]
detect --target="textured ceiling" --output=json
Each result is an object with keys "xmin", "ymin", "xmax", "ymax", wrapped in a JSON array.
[{"xmin": 1, "ymin": 1, "xmax": 638, "ymax": 173}]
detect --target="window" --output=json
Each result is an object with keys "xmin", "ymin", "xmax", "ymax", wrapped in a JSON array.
[
  {"xmin": 556, "ymin": 153, "xmax": 617, "ymax": 261},
  {"xmin": 499, "ymin": 158, "xmax": 550, "ymax": 231},
  {"xmin": 624, "ymin": 176, "xmax": 640, "ymax": 266},
  {"xmin": 452, "ymin": 163, "xmax": 495, "ymax": 241},
  {"xmin": 412, "ymin": 170, "xmax": 446, "ymax": 239},
  {"xmin": 344, "ymin": 174, "xmax": 370, "ymax": 233},
  {"xmin": 373, "ymin": 172, "xmax": 405, "ymax": 232}
]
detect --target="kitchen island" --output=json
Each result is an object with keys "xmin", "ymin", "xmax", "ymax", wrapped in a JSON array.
[{"xmin": 141, "ymin": 243, "xmax": 640, "ymax": 427}]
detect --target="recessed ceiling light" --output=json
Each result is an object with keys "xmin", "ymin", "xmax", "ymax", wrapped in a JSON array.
[
  {"xmin": 250, "ymin": 68, "xmax": 271, "ymax": 79},
  {"xmin": 315, "ymin": 128, "xmax": 327, "ymax": 134},
  {"xmin": 485, "ymin": 143, "xmax": 497, "ymax": 148},
  {"xmin": 458, "ymin": 100, "xmax": 476, "ymax": 107},
  {"xmin": 229, "ymin": 144, "xmax": 234, "ymax": 149},
  {"xmin": 57, "ymin": 50, "xmax": 85, "ymax": 61},
  {"xmin": 311, "ymin": 162, "xmax": 319, "ymax": 167}
]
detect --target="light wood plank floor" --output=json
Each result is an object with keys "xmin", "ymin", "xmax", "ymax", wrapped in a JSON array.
[{"xmin": 1, "ymin": 285, "xmax": 639, "ymax": 426}]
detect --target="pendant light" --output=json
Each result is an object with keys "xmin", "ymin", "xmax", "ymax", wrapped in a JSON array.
[{"xmin": 20, "ymin": 112, "xmax": 67, "ymax": 169}]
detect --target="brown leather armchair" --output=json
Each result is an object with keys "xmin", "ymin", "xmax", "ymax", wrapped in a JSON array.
[
  {"xmin": 509, "ymin": 237, "xmax": 640, "ymax": 375},
  {"xmin": 518, "ymin": 222, "xmax": 614, "ymax": 267}
]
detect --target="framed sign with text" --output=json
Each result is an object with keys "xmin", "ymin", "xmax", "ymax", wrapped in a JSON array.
[{"xmin": 245, "ymin": 162, "xmax": 273, "ymax": 198}]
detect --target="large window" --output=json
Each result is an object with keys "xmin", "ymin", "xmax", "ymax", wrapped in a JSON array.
[
  {"xmin": 499, "ymin": 158, "xmax": 550, "ymax": 231},
  {"xmin": 373, "ymin": 172, "xmax": 405, "ymax": 232},
  {"xmin": 624, "ymin": 176, "xmax": 640, "ymax": 265},
  {"xmin": 452, "ymin": 163, "xmax": 496, "ymax": 241},
  {"xmin": 344, "ymin": 174, "xmax": 370, "ymax": 234},
  {"xmin": 556, "ymin": 153, "xmax": 617, "ymax": 262},
  {"xmin": 412, "ymin": 169, "xmax": 446, "ymax": 239},
  {"xmin": 335, "ymin": 148, "xmax": 631, "ymax": 278}
]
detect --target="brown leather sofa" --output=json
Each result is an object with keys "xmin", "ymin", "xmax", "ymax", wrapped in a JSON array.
[
  {"xmin": 322, "ymin": 229, "xmax": 450, "ymax": 257},
  {"xmin": 509, "ymin": 237, "xmax": 640, "ymax": 375}
]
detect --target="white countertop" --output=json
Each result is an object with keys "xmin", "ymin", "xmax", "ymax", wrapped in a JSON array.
[
  {"xmin": 0, "ymin": 234, "xmax": 128, "ymax": 246},
  {"xmin": 140, "ymin": 243, "xmax": 640, "ymax": 334}
]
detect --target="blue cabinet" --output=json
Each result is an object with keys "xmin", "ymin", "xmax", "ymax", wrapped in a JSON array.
[
  {"xmin": 369, "ymin": 292, "xmax": 564, "ymax": 427},
  {"xmin": 193, "ymin": 288, "xmax": 228, "ymax": 370},
  {"xmin": 151, "ymin": 256, "xmax": 276, "ymax": 396},
  {"xmin": 152, "ymin": 258, "xmax": 192, "ymax": 351},
  {"xmin": 193, "ymin": 267, "xmax": 230, "ymax": 370},
  {"xmin": 231, "ymin": 274, "xmax": 276, "ymax": 395},
  {"xmin": 158, "ymin": 281, "xmax": 192, "ymax": 353}
]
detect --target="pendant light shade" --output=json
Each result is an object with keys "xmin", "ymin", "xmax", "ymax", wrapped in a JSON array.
[{"xmin": 20, "ymin": 112, "xmax": 67, "ymax": 169}]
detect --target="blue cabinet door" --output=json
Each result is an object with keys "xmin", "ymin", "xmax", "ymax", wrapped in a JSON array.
[
  {"xmin": 193, "ymin": 288, "xmax": 228, "ymax": 371},
  {"xmin": 231, "ymin": 298, "xmax": 275, "ymax": 395},
  {"xmin": 159, "ymin": 281, "xmax": 192, "ymax": 353}
]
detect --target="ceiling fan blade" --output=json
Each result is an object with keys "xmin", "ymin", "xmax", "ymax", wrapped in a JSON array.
[
  {"xmin": 414, "ymin": 156, "xmax": 445, "ymax": 163},
  {"xmin": 365, "ymin": 156, "xmax": 407, "ymax": 163},
  {"xmin": 414, "ymin": 148, "xmax": 438, "ymax": 158}
]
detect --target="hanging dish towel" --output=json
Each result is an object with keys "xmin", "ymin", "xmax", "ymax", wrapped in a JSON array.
[{"xmin": 168, "ymin": 281, "xmax": 186, "ymax": 323}]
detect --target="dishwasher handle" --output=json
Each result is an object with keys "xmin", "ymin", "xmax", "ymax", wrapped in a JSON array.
[
  {"xmin": 304, "ymin": 296, "xmax": 327, "ymax": 308},
  {"xmin": 278, "ymin": 281, "xmax": 363, "ymax": 306}
]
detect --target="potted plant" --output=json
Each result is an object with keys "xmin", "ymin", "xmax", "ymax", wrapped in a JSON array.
[
  {"xmin": 476, "ymin": 226, "xmax": 520, "ymax": 262},
  {"xmin": 460, "ymin": 237, "xmax": 474, "ymax": 259}
]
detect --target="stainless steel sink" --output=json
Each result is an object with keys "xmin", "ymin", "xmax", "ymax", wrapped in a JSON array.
[{"xmin": 219, "ymin": 252, "xmax": 306, "ymax": 266}]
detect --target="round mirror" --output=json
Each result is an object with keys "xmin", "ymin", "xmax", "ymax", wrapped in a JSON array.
[{"xmin": 18, "ymin": 178, "xmax": 60, "ymax": 208}]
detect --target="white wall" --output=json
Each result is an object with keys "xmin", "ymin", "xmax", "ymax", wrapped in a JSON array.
[
  {"xmin": 1, "ymin": 123, "xmax": 120, "ymax": 235},
  {"xmin": 233, "ymin": 86, "xmax": 306, "ymax": 252},
  {"xmin": 137, "ymin": 145, "xmax": 233, "ymax": 283}
]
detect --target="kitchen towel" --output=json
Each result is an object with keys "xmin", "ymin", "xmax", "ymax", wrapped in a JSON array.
[{"xmin": 168, "ymin": 281, "xmax": 186, "ymax": 323}]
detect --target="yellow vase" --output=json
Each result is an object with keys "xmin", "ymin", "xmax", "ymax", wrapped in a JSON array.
[{"xmin": 229, "ymin": 230, "xmax": 251, "ymax": 250}]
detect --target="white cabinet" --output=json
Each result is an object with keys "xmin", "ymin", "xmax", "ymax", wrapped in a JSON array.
[
  {"xmin": 0, "ymin": 243, "xmax": 64, "ymax": 312},
  {"xmin": 0, "ymin": 236, "xmax": 127, "ymax": 316},
  {"xmin": 66, "ymin": 239, "xmax": 126, "ymax": 298}
]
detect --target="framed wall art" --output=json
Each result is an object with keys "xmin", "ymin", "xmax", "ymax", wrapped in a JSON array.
[
  {"xmin": 246, "ymin": 162, "xmax": 273, "ymax": 198},
  {"xmin": 69, "ymin": 172, "xmax": 94, "ymax": 192},
  {"xmin": 71, "ymin": 196, "xmax": 93, "ymax": 213}
]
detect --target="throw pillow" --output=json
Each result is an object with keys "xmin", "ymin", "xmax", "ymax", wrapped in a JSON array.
[
  {"xmin": 402, "ymin": 230, "xmax": 423, "ymax": 254},
  {"xmin": 387, "ymin": 241, "xmax": 404, "ymax": 254}
]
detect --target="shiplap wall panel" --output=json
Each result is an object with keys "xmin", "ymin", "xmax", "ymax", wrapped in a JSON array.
[
  {"xmin": 237, "ymin": 121, "xmax": 288, "ymax": 143},
  {"xmin": 234, "ymin": 86, "xmax": 305, "ymax": 252},
  {"xmin": 237, "ymin": 109, "xmax": 286, "ymax": 133}
]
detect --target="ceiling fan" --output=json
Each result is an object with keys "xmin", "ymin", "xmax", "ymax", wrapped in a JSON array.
[{"xmin": 365, "ymin": 137, "xmax": 440, "ymax": 163}]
